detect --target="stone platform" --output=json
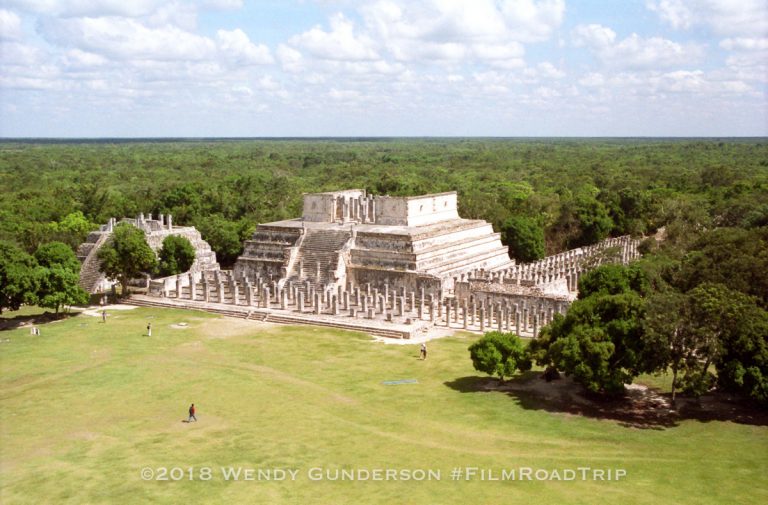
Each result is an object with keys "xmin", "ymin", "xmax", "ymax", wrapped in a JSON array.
[{"xmin": 234, "ymin": 190, "xmax": 512, "ymax": 295}]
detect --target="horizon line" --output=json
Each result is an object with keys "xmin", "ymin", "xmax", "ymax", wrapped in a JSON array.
[{"xmin": 1, "ymin": 135, "xmax": 767, "ymax": 141}]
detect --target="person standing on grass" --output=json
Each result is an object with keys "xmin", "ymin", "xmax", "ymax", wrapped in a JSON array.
[
  {"xmin": 147, "ymin": 322, "xmax": 152, "ymax": 336},
  {"xmin": 102, "ymin": 310, "xmax": 107, "ymax": 323},
  {"xmin": 420, "ymin": 342, "xmax": 427, "ymax": 360},
  {"xmin": 188, "ymin": 403, "xmax": 197, "ymax": 422}
]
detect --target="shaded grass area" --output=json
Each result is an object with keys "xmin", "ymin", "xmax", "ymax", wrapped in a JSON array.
[
  {"xmin": 0, "ymin": 305, "xmax": 83, "ymax": 331},
  {"xmin": 1, "ymin": 308, "xmax": 767, "ymax": 504}
]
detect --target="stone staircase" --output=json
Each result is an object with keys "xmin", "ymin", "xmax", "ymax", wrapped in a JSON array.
[
  {"xmin": 78, "ymin": 232, "xmax": 110, "ymax": 293},
  {"xmin": 288, "ymin": 229, "xmax": 352, "ymax": 291}
]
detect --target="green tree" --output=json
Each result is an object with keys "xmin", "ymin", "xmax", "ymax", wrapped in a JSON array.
[
  {"xmin": 578, "ymin": 263, "xmax": 650, "ymax": 299},
  {"xmin": 54, "ymin": 211, "xmax": 96, "ymax": 249},
  {"xmin": 530, "ymin": 264, "xmax": 651, "ymax": 396},
  {"xmin": 572, "ymin": 193, "xmax": 614, "ymax": 247},
  {"xmin": 468, "ymin": 331, "xmax": 531, "ymax": 383},
  {"xmin": 34, "ymin": 241, "xmax": 81, "ymax": 272},
  {"xmin": 97, "ymin": 224, "xmax": 157, "ymax": 297},
  {"xmin": 678, "ymin": 227, "xmax": 768, "ymax": 308},
  {"xmin": 195, "ymin": 215, "xmax": 252, "ymax": 267},
  {"xmin": 37, "ymin": 266, "xmax": 88, "ymax": 315},
  {"xmin": 537, "ymin": 293, "xmax": 647, "ymax": 395},
  {"xmin": 644, "ymin": 283, "xmax": 764, "ymax": 399},
  {"xmin": 716, "ymin": 299, "xmax": 768, "ymax": 405},
  {"xmin": 157, "ymin": 235, "xmax": 196, "ymax": 277},
  {"xmin": 643, "ymin": 291, "xmax": 698, "ymax": 404},
  {"xmin": 683, "ymin": 283, "xmax": 766, "ymax": 397},
  {"xmin": 0, "ymin": 241, "xmax": 40, "ymax": 314},
  {"xmin": 34, "ymin": 242, "xmax": 89, "ymax": 315},
  {"xmin": 501, "ymin": 216, "xmax": 545, "ymax": 262}
]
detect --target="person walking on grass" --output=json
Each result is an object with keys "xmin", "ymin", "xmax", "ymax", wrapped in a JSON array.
[
  {"xmin": 188, "ymin": 403, "xmax": 197, "ymax": 422},
  {"xmin": 420, "ymin": 342, "xmax": 427, "ymax": 360},
  {"xmin": 102, "ymin": 310, "xmax": 107, "ymax": 323},
  {"xmin": 147, "ymin": 322, "xmax": 152, "ymax": 336}
]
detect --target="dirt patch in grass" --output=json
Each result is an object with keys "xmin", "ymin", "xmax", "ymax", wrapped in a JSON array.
[{"xmin": 196, "ymin": 317, "xmax": 277, "ymax": 339}]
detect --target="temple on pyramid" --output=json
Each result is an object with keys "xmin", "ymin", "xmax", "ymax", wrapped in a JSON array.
[
  {"xmin": 130, "ymin": 189, "xmax": 639, "ymax": 339},
  {"xmin": 233, "ymin": 190, "xmax": 513, "ymax": 295}
]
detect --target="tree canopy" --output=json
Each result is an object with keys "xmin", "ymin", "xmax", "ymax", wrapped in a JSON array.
[
  {"xmin": 34, "ymin": 241, "xmax": 88, "ymax": 314},
  {"xmin": 501, "ymin": 216, "xmax": 545, "ymax": 262},
  {"xmin": 468, "ymin": 331, "xmax": 531, "ymax": 382},
  {"xmin": 0, "ymin": 241, "xmax": 40, "ymax": 314},
  {"xmin": 97, "ymin": 224, "xmax": 157, "ymax": 296},
  {"xmin": 34, "ymin": 241, "xmax": 81, "ymax": 272},
  {"xmin": 157, "ymin": 235, "xmax": 195, "ymax": 277}
]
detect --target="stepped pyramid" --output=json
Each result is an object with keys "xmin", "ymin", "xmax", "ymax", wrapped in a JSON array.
[
  {"xmin": 77, "ymin": 214, "xmax": 219, "ymax": 294},
  {"xmin": 234, "ymin": 190, "xmax": 512, "ymax": 295}
]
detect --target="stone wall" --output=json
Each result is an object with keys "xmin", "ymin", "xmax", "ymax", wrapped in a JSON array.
[{"xmin": 300, "ymin": 190, "xmax": 459, "ymax": 227}]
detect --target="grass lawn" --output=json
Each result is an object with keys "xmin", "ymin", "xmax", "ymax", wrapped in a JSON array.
[{"xmin": 1, "ymin": 307, "xmax": 766, "ymax": 504}]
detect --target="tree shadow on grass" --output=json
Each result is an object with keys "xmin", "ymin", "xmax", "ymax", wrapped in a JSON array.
[
  {"xmin": 444, "ymin": 373, "xmax": 768, "ymax": 430},
  {"xmin": 0, "ymin": 310, "xmax": 82, "ymax": 331}
]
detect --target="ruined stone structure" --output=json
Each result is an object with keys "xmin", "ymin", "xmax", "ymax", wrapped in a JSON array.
[
  {"xmin": 134, "ymin": 190, "xmax": 641, "ymax": 339},
  {"xmin": 453, "ymin": 235, "xmax": 641, "ymax": 336},
  {"xmin": 233, "ymin": 190, "xmax": 512, "ymax": 295},
  {"xmin": 77, "ymin": 214, "xmax": 219, "ymax": 294}
]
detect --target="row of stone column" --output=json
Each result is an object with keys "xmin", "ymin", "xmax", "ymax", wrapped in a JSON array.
[
  {"xmin": 337, "ymin": 195, "xmax": 376, "ymax": 223},
  {"xmin": 465, "ymin": 235, "xmax": 640, "ymax": 291},
  {"xmin": 165, "ymin": 273, "xmax": 564, "ymax": 337}
]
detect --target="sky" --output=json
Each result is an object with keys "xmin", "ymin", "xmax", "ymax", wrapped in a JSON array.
[{"xmin": 0, "ymin": 0, "xmax": 766, "ymax": 137}]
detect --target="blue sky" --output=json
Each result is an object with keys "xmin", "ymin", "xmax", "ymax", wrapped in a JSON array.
[{"xmin": 1, "ymin": 0, "xmax": 766, "ymax": 137}]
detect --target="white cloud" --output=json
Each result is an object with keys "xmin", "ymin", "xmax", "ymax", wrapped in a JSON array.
[
  {"xmin": 602, "ymin": 34, "xmax": 703, "ymax": 69},
  {"xmin": 532, "ymin": 61, "xmax": 565, "ymax": 78},
  {"xmin": 216, "ymin": 29, "xmax": 273, "ymax": 65},
  {"xmin": 576, "ymin": 68, "xmax": 755, "ymax": 103},
  {"xmin": 202, "ymin": 0, "xmax": 243, "ymax": 9},
  {"xmin": 39, "ymin": 16, "xmax": 217, "ymax": 61},
  {"xmin": 471, "ymin": 42, "xmax": 525, "ymax": 61},
  {"xmin": 290, "ymin": 13, "xmax": 379, "ymax": 61},
  {"xmin": 572, "ymin": 24, "xmax": 616, "ymax": 48},
  {"xmin": 6, "ymin": 0, "xmax": 169, "ymax": 18},
  {"xmin": 723, "ymin": 52, "xmax": 768, "ymax": 83},
  {"xmin": 62, "ymin": 48, "xmax": 108, "ymax": 68},
  {"xmin": 147, "ymin": 1, "xmax": 198, "ymax": 31},
  {"xmin": 276, "ymin": 43, "xmax": 303, "ymax": 73},
  {"xmin": 256, "ymin": 75, "xmax": 278, "ymax": 90},
  {"xmin": 472, "ymin": 70, "xmax": 512, "ymax": 94},
  {"xmin": 656, "ymin": 70, "xmax": 706, "ymax": 92},
  {"xmin": 578, "ymin": 72, "xmax": 604, "ymax": 87},
  {"xmin": 2, "ymin": 0, "xmax": 765, "ymax": 137},
  {"xmin": 720, "ymin": 37, "xmax": 768, "ymax": 51},
  {"xmin": 500, "ymin": 0, "xmax": 565, "ymax": 43},
  {"xmin": 650, "ymin": 70, "xmax": 754, "ymax": 95},
  {"xmin": 645, "ymin": 0, "xmax": 693, "ymax": 30},
  {"xmin": 718, "ymin": 38, "xmax": 767, "ymax": 83},
  {"xmin": 359, "ymin": 0, "xmax": 560, "ymax": 64},
  {"xmin": 422, "ymin": 0, "xmax": 508, "ymax": 42},
  {"xmin": 329, "ymin": 88, "xmax": 362, "ymax": 100},
  {"xmin": 647, "ymin": 0, "xmax": 768, "ymax": 37},
  {"xmin": 230, "ymin": 84, "xmax": 252, "ymax": 96},
  {"xmin": 576, "ymin": 28, "xmax": 704, "ymax": 69},
  {"xmin": 0, "ymin": 40, "xmax": 44, "ymax": 65},
  {"xmin": 0, "ymin": 9, "xmax": 23, "ymax": 40}
]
